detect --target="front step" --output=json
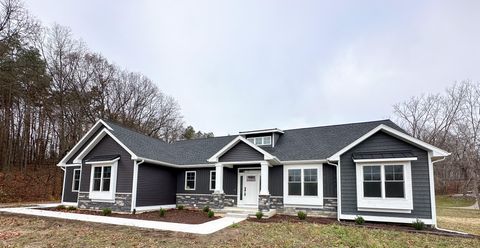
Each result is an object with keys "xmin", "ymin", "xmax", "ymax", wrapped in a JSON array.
[{"xmin": 218, "ymin": 207, "xmax": 277, "ymax": 218}]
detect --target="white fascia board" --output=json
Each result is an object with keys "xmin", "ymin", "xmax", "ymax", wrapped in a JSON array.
[
  {"xmin": 72, "ymin": 128, "xmax": 137, "ymax": 164},
  {"xmin": 207, "ymin": 136, "xmax": 276, "ymax": 163},
  {"xmin": 328, "ymin": 124, "xmax": 450, "ymax": 161},
  {"xmin": 238, "ymin": 128, "xmax": 284, "ymax": 135},
  {"xmin": 353, "ymin": 157, "xmax": 418, "ymax": 163},
  {"xmin": 57, "ymin": 120, "xmax": 113, "ymax": 167},
  {"xmin": 135, "ymin": 157, "xmax": 214, "ymax": 168}
]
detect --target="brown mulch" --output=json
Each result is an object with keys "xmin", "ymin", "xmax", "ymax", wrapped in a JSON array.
[{"xmin": 40, "ymin": 208, "xmax": 219, "ymax": 224}]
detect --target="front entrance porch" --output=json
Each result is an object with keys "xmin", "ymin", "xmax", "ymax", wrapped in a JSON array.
[{"xmin": 212, "ymin": 161, "xmax": 273, "ymax": 212}]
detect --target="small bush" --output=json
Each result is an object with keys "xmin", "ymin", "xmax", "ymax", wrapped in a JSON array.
[
  {"xmin": 67, "ymin": 206, "xmax": 77, "ymax": 211},
  {"xmin": 207, "ymin": 210, "xmax": 215, "ymax": 218},
  {"xmin": 412, "ymin": 219, "xmax": 425, "ymax": 230},
  {"xmin": 102, "ymin": 208, "xmax": 112, "ymax": 216},
  {"xmin": 177, "ymin": 205, "xmax": 184, "ymax": 210},
  {"xmin": 56, "ymin": 205, "xmax": 66, "ymax": 210},
  {"xmin": 354, "ymin": 216, "xmax": 365, "ymax": 225},
  {"xmin": 203, "ymin": 206, "xmax": 210, "ymax": 212},
  {"xmin": 255, "ymin": 211, "xmax": 264, "ymax": 219},
  {"xmin": 297, "ymin": 211, "xmax": 307, "ymax": 220},
  {"xmin": 230, "ymin": 223, "xmax": 239, "ymax": 228},
  {"xmin": 159, "ymin": 208, "xmax": 166, "ymax": 217},
  {"xmin": 132, "ymin": 209, "xmax": 136, "ymax": 215}
]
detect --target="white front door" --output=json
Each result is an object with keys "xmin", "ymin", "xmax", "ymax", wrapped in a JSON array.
[{"xmin": 238, "ymin": 171, "xmax": 260, "ymax": 206}]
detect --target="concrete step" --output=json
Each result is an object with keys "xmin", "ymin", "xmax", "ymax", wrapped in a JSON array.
[{"xmin": 225, "ymin": 212, "xmax": 249, "ymax": 218}]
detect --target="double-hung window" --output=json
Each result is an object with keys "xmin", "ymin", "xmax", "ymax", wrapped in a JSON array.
[
  {"xmin": 185, "ymin": 171, "xmax": 196, "ymax": 190},
  {"xmin": 356, "ymin": 161, "xmax": 413, "ymax": 213},
  {"xmin": 72, "ymin": 169, "xmax": 81, "ymax": 192},
  {"xmin": 284, "ymin": 165, "xmax": 323, "ymax": 205},
  {"xmin": 88, "ymin": 159, "xmax": 118, "ymax": 202},
  {"xmin": 209, "ymin": 171, "xmax": 216, "ymax": 191}
]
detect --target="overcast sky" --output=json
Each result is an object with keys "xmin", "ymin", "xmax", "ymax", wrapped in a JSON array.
[{"xmin": 24, "ymin": 0, "xmax": 480, "ymax": 135}]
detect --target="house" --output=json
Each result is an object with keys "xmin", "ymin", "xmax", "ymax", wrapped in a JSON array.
[{"xmin": 58, "ymin": 119, "xmax": 449, "ymax": 225}]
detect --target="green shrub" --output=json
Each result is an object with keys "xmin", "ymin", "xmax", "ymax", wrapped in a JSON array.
[
  {"xmin": 102, "ymin": 208, "xmax": 112, "ymax": 216},
  {"xmin": 159, "ymin": 208, "xmax": 166, "ymax": 217},
  {"xmin": 207, "ymin": 210, "xmax": 215, "ymax": 218},
  {"xmin": 297, "ymin": 211, "xmax": 307, "ymax": 220},
  {"xmin": 255, "ymin": 211, "xmax": 264, "ymax": 219},
  {"xmin": 230, "ymin": 223, "xmax": 239, "ymax": 228},
  {"xmin": 412, "ymin": 219, "xmax": 425, "ymax": 230},
  {"xmin": 56, "ymin": 205, "xmax": 66, "ymax": 210},
  {"xmin": 132, "ymin": 209, "xmax": 136, "ymax": 215},
  {"xmin": 177, "ymin": 205, "xmax": 184, "ymax": 210},
  {"xmin": 354, "ymin": 216, "xmax": 365, "ymax": 225},
  {"xmin": 67, "ymin": 206, "xmax": 77, "ymax": 211},
  {"xmin": 203, "ymin": 206, "xmax": 210, "ymax": 212}
]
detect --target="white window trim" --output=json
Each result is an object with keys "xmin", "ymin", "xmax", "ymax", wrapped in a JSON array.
[
  {"xmin": 247, "ymin": 136, "xmax": 272, "ymax": 146},
  {"xmin": 185, "ymin": 171, "xmax": 196, "ymax": 191},
  {"xmin": 88, "ymin": 161, "xmax": 118, "ymax": 202},
  {"xmin": 283, "ymin": 164, "xmax": 323, "ymax": 206},
  {"xmin": 356, "ymin": 161, "xmax": 413, "ymax": 213},
  {"xmin": 209, "ymin": 170, "xmax": 216, "ymax": 191},
  {"xmin": 71, "ymin": 169, "xmax": 81, "ymax": 192}
]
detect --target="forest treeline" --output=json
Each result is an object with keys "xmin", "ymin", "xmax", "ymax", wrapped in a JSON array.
[
  {"xmin": 393, "ymin": 81, "xmax": 480, "ymax": 205},
  {"xmin": 0, "ymin": 0, "xmax": 211, "ymax": 201}
]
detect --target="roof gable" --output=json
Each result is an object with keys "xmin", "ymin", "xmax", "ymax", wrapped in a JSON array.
[
  {"xmin": 219, "ymin": 141, "xmax": 264, "ymax": 162},
  {"xmin": 207, "ymin": 136, "xmax": 278, "ymax": 163}
]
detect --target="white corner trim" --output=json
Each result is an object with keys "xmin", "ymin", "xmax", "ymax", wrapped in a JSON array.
[
  {"xmin": 327, "ymin": 124, "xmax": 450, "ymax": 161},
  {"xmin": 339, "ymin": 214, "xmax": 435, "ymax": 225},
  {"xmin": 61, "ymin": 166, "xmax": 66, "ymax": 203},
  {"xmin": 353, "ymin": 157, "xmax": 417, "ymax": 163},
  {"xmin": 428, "ymin": 151, "xmax": 438, "ymax": 227},
  {"xmin": 131, "ymin": 160, "xmax": 143, "ymax": 212},
  {"xmin": 57, "ymin": 120, "xmax": 113, "ymax": 167},
  {"xmin": 73, "ymin": 128, "xmax": 137, "ymax": 164},
  {"xmin": 207, "ymin": 136, "xmax": 278, "ymax": 163}
]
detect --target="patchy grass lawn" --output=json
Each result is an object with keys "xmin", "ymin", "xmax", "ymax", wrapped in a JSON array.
[
  {"xmin": 436, "ymin": 195, "xmax": 480, "ymax": 235},
  {"xmin": 0, "ymin": 213, "xmax": 478, "ymax": 247}
]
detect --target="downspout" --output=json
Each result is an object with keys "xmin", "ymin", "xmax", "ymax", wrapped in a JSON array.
[
  {"xmin": 327, "ymin": 160, "xmax": 340, "ymax": 221},
  {"xmin": 131, "ymin": 159, "xmax": 145, "ymax": 212}
]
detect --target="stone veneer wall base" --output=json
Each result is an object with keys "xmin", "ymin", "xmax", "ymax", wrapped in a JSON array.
[{"xmin": 78, "ymin": 192, "xmax": 132, "ymax": 213}]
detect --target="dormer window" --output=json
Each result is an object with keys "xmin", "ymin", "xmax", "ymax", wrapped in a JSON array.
[{"xmin": 247, "ymin": 136, "xmax": 272, "ymax": 146}]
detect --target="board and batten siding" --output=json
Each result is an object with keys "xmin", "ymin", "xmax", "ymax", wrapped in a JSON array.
[
  {"xmin": 340, "ymin": 131, "xmax": 432, "ymax": 218},
  {"xmin": 219, "ymin": 142, "xmax": 264, "ymax": 162},
  {"xmin": 62, "ymin": 166, "xmax": 80, "ymax": 202},
  {"xmin": 79, "ymin": 135, "xmax": 134, "ymax": 193},
  {"xmin": 136, "ymin": 163, "xmax": 177, "ymax": 207}
]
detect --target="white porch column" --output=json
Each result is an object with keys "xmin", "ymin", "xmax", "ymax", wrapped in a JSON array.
[
  {"xmin": 214, "ymin": 163, "xmax": 224, "ymax": 194},
  {"xmin": 260, "ymin": 161, "xmax": 270, "ymax": 195}
]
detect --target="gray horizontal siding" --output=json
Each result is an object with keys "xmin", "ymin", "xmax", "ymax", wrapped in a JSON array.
[
  {"xmin": 219, "ymin": 142, "xmax": 264, "ymax": 162},
  {"xmin": 66, "ymin": 127, "xmax": 103, "ymax": 164},
  {"xmin": 62, "ymin": 166, "xmax": 80, "ymax": 202},
  {"xmin": 136, "ymin": 163, "xmax": 177, "ymax": 207},
  {"xmin": 323, "ymin": 163, "xmax": 337, "ymax": 197},
  {"xmin": 177, "ymin": 168, "xmax": 214, "ymax": 194},
  {"xmin": 80, "ymin": 135, "xmax": 134, "ymax": 193},
  {"xmin": 340, "ymin": 131, "xmax": 432, "ymax": 219}
]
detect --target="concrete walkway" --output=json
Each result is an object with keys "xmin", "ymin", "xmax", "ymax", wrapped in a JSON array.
[{"xmin": 0, "ymin": 204, "xmax": 246, "ymax": 235}]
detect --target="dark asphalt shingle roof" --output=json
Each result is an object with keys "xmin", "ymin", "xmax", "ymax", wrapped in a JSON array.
[{"xmin": 103, "ymin": 119, "xmax": 404, "ymax": 165}]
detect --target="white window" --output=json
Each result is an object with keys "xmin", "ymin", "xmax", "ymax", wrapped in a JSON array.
[
  {"xmin": 72, "ymin": 169, "xmax": 81, "ymax": 192},
  {"xmin": 185, "ymin": 171, "xmax": 196, "ymax": 190},
  {"xmin": 209, "ymin": 171, "xmax": 216, "ymax": 191},
  {"xmin": 356, "ymin": 161, "xmax": 413, "ymax": 213},
  {"xmin": 283, "ymin": 164, "xmax": 323, "ymax": 206},
  {"xmin": 247, "ymin": 136, "xmax": 272, "ymax": 146},
  {"xmin": 88, "ymin": 160, "xmax": 118, "ymax": 202}
]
